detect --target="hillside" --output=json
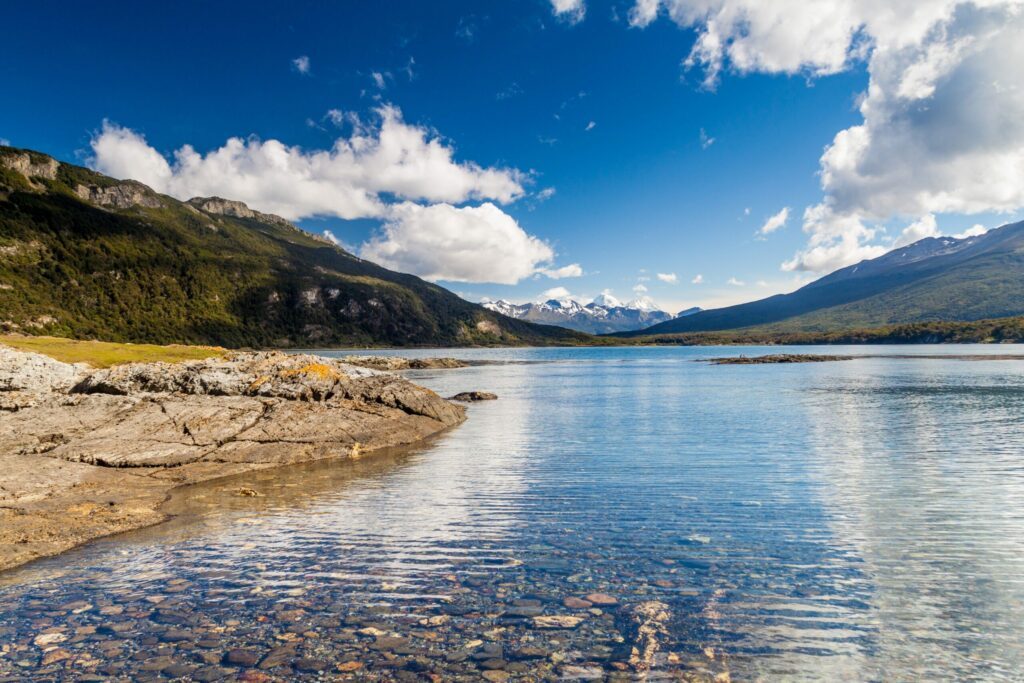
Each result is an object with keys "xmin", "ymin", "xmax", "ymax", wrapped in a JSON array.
[
  {"xmin": 617, "ymin": 220, "xmax": 1024, "ymax": 337},
  {"xmin": 0, "ymin": 146, "xmax": 590, "ymax": 348}
]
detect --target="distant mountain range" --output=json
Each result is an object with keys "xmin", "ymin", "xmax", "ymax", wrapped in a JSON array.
[
  {"xmin": 0, "ymin": 146, "xmax": 589, "ymax": 347},
  {"xmin": 617, "ymin": 219, "xmax": 1024, "ymax": 337},
  {"xmin": 483, "ymin": 294, "xmax": 701, "ymax": 333}
]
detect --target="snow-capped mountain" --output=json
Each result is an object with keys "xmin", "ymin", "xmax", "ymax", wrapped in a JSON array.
[{"xmin": 481, "ymin": 295, "xmax": 675, "ymax": 334}]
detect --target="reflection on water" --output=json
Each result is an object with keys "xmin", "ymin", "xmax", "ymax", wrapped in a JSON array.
[{"xmin": 1, "ymin": 346, "xmax": 1023, "ymax": 681}]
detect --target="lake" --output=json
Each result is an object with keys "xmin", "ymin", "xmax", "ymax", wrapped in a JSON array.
[{"xmin": 1, "ymin": 346, "xmax": 1023, "ymax": 681}]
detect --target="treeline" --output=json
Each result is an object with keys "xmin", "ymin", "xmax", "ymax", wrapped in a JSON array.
[{"xmin": 628, "ymin": 316, "xmax": 1024, "ymax": 346}]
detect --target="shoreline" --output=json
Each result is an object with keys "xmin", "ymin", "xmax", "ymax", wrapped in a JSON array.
[{"xmin": 0, "ymin": 347, "xmax": 468, "ymax": 574}]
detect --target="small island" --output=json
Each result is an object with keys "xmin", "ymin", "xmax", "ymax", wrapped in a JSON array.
[{"xmin": 707, "ymin": 354, "xmax": 854, "ymax": 365}]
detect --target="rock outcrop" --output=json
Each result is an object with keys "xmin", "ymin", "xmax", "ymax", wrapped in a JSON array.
[
  {"xmin": 0, "ymin": 152, "xmax": 59, "ymax": 181},
  {"xmin": 74, "ymin": 181, "xmax": 164, "ymax": 209},
  {"xmin": 340, "ymin": 355, "xmax": 468, "ymax": 371},
  {"xmin": 0, "ymin": 348, "xmax": 465, "ymax": 570},
  {"xmin": 187, "ymin": 196, "xmax": 294, "ymax": 229}
]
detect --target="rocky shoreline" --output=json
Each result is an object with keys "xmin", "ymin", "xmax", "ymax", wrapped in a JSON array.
[{"xmin": 0, "ymin": 347, "xmax": 467, "ymax": 573}]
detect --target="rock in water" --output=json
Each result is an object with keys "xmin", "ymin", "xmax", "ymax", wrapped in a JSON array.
[{"xmin": 448, "ymin": 391, "xmax": 498, "ymax": 402}]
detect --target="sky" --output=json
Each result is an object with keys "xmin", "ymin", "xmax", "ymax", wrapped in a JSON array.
[{"xmin": 3, "ymin": 0, "xmax": 1023, "ymax": 315}]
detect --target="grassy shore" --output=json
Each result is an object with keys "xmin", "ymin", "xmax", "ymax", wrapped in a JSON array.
[{"xmin": 0, "ymin": 334, "xmax": 226, "ymax": 367}]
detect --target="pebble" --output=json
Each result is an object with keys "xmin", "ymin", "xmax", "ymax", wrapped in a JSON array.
[
  {"xmin": 563, "ymin": 597, "xmax": 593, "ymax": 609},
  {"xmin": 583, "ymin": 593, "xmax": 618, "ymax": 606},
  {"xmin": 293, "ymin": 657, "xmax": 328, "ymax": 672},
  {"xmin": 532, "ymin": 615, "xmax": 584, "ymax": 629},
  {"xmin": 223, "ymin": 649, "xmax": 260, "ymax": 667}
]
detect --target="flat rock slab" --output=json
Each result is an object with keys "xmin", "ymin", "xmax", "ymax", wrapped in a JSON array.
[{"xmin": 0, "ymin": 348, "xmax": 466, "ymax": 571}]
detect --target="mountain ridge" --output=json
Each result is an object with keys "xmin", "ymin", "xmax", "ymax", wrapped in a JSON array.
[
  {"xmin": 616, "ymin": 219, "xmax": 1024, "ymax": 337},
  {"xmin": 482, "ymin": 295, "xmax": 682, "ymax": 333},
  {"xmin": 0, "ymin": 145, "xmax": 591, "ymax": 348}
]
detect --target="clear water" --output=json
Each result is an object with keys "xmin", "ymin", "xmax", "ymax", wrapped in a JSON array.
[{"xmin": 2, "ymin": 346, "xmax": 1024, "ymax": 681}]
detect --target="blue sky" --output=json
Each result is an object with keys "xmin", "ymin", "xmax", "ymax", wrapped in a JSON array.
[{"xmin": 3, "ymin": 0, "xmax": 1022, "ymax": 314}]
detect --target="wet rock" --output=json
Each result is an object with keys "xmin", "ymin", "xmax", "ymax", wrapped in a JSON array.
[
  {"xmin": 192, "ymin": 665, "xmax": 231, "ymax": 682},
  {"xmin": 512, "ymin": 646, "xmax": 550, "ymax": 660},
  {"xmin": 532, "ymin": 615, "xmax": 584, "ymax": 629},
  {"xmin": 482, "ymin": 672, "xmax": 510, "ymax": 682},
  {"xmin": 293, "ymin": 657, "xmax": 328, "ymax": 672},
  {"xmin": 158, "ymin": 629, "xmax": 193, "ymax": 642},
  {"xmin": 448, "ymin": 391, "xmax": 498, "ymax": 402},
  {"xmin": 583, "ymin": 593, "xmax": 618, "ymax": 606},
  {"xmin": 563, "ymin": 597, "xmax": 593, "ymax": 609},
  {"xmin": 337, "ymin": 661, "xmax": 363, "ymax": 672},
  {"xmin": 223, "ymin": 649, "xmax": 260, "ymax": 667},
  {"xmin": 257, "ymin": 645, "xmax": 295, "ymax": 669}
]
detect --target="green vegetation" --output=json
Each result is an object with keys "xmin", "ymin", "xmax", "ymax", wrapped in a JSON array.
[
  {"xmin": 629, "ymin": 315, "xmax": 1024, "ymax": 346},
  {"xmin": 0, "ymin": 334, "xmax": 225, "ymax": 367},
  {"xmin": 0, "ymin": 146, "xmax": 592, "ymax": 348}
]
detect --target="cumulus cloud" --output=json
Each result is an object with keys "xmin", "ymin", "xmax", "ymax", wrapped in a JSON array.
[
  {"xmin": 727, "ymin": 277, "xmax": 745, "ymax": 286},
  {"xmin": 955, "ymin": 223, "xmax": 989, "ymax": 238},
  {"xmin": 633, "ymin": 283, "xmax": 649, "ymax": 294},
  {"xmin": 631, "ymin": 1, "xmax": 1024, "ymax": 273},
  {"xmin": 89, "ymin": 106, "xmax": 526, "ymax": 222},
  {"xmin": 88, "ymin": 107, "xmax": 576, "ymax": 284},
  {"xmin": 759, "ymin": 206, "xmax": 790, "ymax": 235},
  {"xmin": 893, "ymin": 213, "xmax": 940, "ymax": 248},
  {"xmin": 691, "ymin": 274, "xmax": 704, "ymax": 284},
  {"xmin": 292, "ymin": 56, "xmax": 310, "ymax": 75},
  {"xmin": 360, "ymin": 202, "xmax": 556, "ymax": 285},
  {"xmin": 657, "ymin": 272, "xmax": 678, "ymax": 283},
  {"xmin": 541, "ymin": 263, "xmax": 584, "ymax": 279},
  {"xmin": 541, "ymin": 286, "xmax": 573, "ymax": 300},
  {"xmin": 551, "ymin": 0, "xmax": 586, "ymax": 23}
]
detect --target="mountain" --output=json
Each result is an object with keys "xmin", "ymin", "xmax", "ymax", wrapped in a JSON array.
[
  {"xmin": 0, "ymin": 146, "xmax": 591, "ymax": 347},
  {"xmin": 676, "ymin": 306, "xmax": 702, "ymax": 318},
  {"xmin": 617, "ymin": 220, "xmax": 1024, "ymax": 337},
  {"xmin": 482, "ymin": 295, "xmax": 673, "ymax": 333}
]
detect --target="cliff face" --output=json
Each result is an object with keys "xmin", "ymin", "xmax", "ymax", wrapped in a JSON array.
[{"xmin": 0, "ymin": 345, "xmax": 465, "ymax": 570}]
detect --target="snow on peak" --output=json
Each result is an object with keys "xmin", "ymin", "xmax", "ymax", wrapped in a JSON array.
[
  {"xmin": 591, "ymin": 292, "xmax": 621, "ymax": 308},
  {"xmin": 626, "ymin": 296, "xmax": 660, "ymax": 312}
]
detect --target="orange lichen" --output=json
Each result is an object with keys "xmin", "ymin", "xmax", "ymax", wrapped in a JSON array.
[{"xmin": 278, "ymin": 362, "xmax": 345, "ymax": 381}]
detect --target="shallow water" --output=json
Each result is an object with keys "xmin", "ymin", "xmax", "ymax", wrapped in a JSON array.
[{"xmin": 2, "ymin": 345, "xmax": 1024, "ymax": 681}]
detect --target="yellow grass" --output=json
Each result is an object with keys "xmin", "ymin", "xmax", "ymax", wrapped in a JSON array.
[{"xmin": 0, "ymin": 334, "xmax": 226, "ymax": 368}]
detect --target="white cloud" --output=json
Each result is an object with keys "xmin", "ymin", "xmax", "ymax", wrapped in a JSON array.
[
  {"xmin": 360, "ymin": 202, "xmax": 556, "ymax": 285},
  {"xmin": 536, "ymin": 187, "xmax": 556, "ymax": 201},
  {"xmin": 89, "ymin": 108, "xmax": 569, "ymax": 285},
  {"xmin": 89, "ymin": 106, "xmax": 526, "ymax": 222},
  {"xmin": 371, "ymin": 71, "xmax": 388, "ymax": 89},
  {"xmin": 630, "ymin": 1, "xmax": 1024, "ymax": 273},
  {"xmin": 541, "ymin": 286, "xmax": 573, "ymax": 300},
  {"xmin": 893, "ymin": 213, "xmax": 941, "ymax": 248},
  {"xmin": 585, "ymin": 121, "xmax": 597, "ymax": 131},
  {"xmin": 292, "ymin": 56, "xmax": 310, "ymax": 75},
  {"xmin": 759, "ymin": 206, "xmax": 790, "ymax": 235},
  {"xmin": 541, "ymin": 263, "xmax": 584, "ymax": 279},
  {"xmin": 551, "ymin": 0, "xmax": 586, "ymax": 23},
  {"xmin": 691, "ymin": 273, "xmax": 704, "ymax": 284},
  {"xmin": 633, "ymin": 283, "xmax": 649, "ymax": 294},
  {"xmin": 657, "ymin": 272, "xmax": 678, "ymax": 283},
  {"xmin": 955, "ymin": 223, "xmax": 989, "ymax": 238},
  {"xmin": 323, "ymin": 229, "xmax": 342, "ymax": 246},
  {"xmin": 726, "ymin": 277, "xmax": 745, "ymax": 286},
  {"xmin": 699, "ymin": 128, "xmax": 715, "ymax": 149}
]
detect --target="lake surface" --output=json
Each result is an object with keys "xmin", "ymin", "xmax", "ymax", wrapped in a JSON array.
[{"xmin": 2, "ymin": 345, "xmax": 1024, "ymax": 681}]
